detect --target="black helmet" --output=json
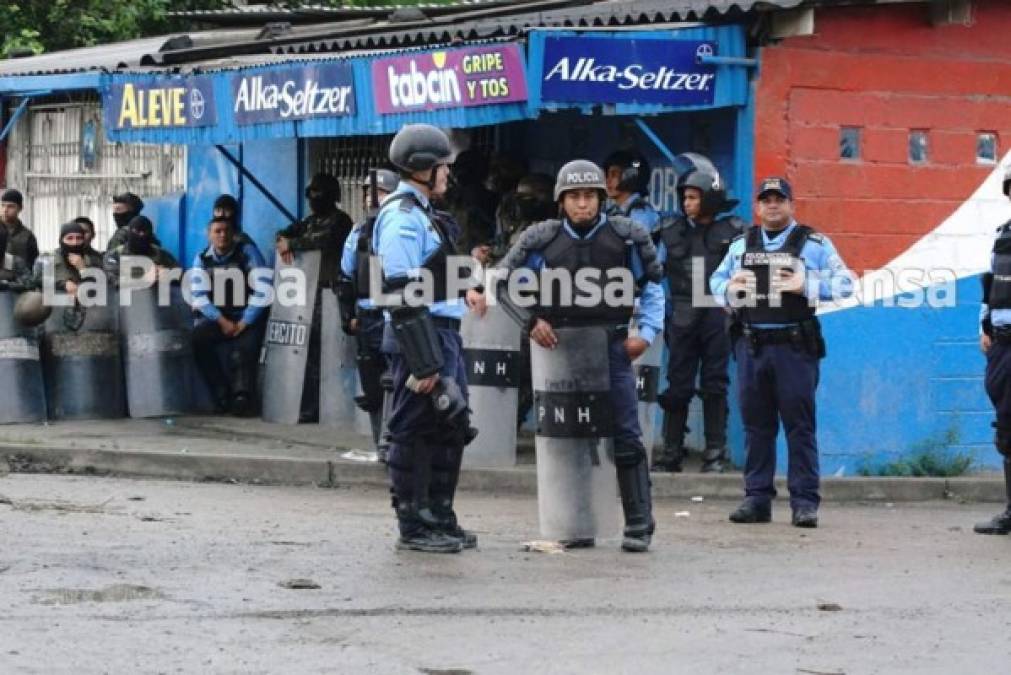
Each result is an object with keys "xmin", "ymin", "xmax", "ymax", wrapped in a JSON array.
[
  {"xmin": 1003, "ymin": 165, "xmax": 1011, "ymax": 197},
  {"xmin": 305, "ymin": 173, "xmax": 341, "ymax": 203},
  {"xmin": 602, "ymin": 150, "xmax": 651, "ymax": 196},
  {"xmin": 554, "ymin": 160, "xmax": 607, "ymax": 202},
  {"xmin": 673, "ymin": 152, "xmax": 737, "ymax": 217},
  {"xmin": 389, "ymin": 124, "xmax": 453, "ymax": 173}
]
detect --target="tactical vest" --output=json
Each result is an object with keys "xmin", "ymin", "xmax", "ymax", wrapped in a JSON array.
[
  {"xmin": 538, "ymin": 219, "xmax": 635, "ymax": 324},
  {"xmin": 660, "ymin": 216, "xmax": 740, "ymax": 302},
  {"xmin": 199, "ymin": 245, "xmax": 252, "ymax": 317},
  {"xmin": 377, "ymin": 194, "xmax": 459, "ymax": 303},
  {"xmin": 353, "ymin": 217, "xmax": 377, "ymax": 300},
  {"xmin": 739, "ymin": 225, "xmax": 817, "ymax": 325},
  {"xmin": 990, "ymin": 222, "xmax": 1011, "ymax": 309}
]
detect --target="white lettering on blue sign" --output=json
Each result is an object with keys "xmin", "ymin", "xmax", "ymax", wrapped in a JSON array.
[
  {"xmin": 544, "ymin": 58, "xmax": 715, "ymax": 93},
  {"xmin": 234, "ymin": 75, "xmax": 353, "ymax": 119}
]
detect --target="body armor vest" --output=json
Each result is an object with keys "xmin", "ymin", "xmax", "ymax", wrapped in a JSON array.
[
  {"xmin": 538, "ymin": 219, "xmax": 635, "ymax": 324},
  {"xmin": 990, "ymin": 221, "xmax": 1011, "ymax": 309},
  {"xmin": 377, "ymin": 194, "xmax": 459, "ymax": 303},
  {"xmin": 739, "ymin": 225, "xmax": 817, "ymax": 325},
  {"xmin": 199, "ymin": 245, "xmax": 252, "ymax": 318},
  {"xmin": 660, "ymin": 216, "xmax": 740, "ymax": 302}
]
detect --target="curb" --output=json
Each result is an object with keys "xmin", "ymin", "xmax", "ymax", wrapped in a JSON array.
[{"xmin": 0, "ymin": 443, "xmax": 1005, "ymax": 503}]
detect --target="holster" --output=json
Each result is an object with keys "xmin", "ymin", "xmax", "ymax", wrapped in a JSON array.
[{"xmin": 799, "ymin": 318, "xmax": 826, "ymax": 359}]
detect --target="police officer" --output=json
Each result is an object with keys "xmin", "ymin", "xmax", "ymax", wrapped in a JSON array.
[
  {"xmin": 653, "ymin": 160, "xmax": 745, "ymax": 473},
  {"xmin": 495, "ymin": 159, "xmax": 665, "ymax": 552},
  {"xmin": 103, "ymin": 215, "xmax": 179, "ymax": 287},
  {"xmin": 710, "ymin": 177, "xmax": 853, "ymax": 528},
  {"xmin": 275, "ymin": 173, "xmax": 354, "ymax": 422},
  {"xmin": 976, "ymin": 166, "xmax": 1011, "ymax": 535},
  {"xmin": 603, "ymin": 150, "xmax": 660, "ymax": 233},
  {"xmin": 37, "ymin": 221, "xmax": 103, "ymax": 297},
  {"xmin": 374, "ymin": 124, "xmax": 483, "ymax": 554},
  {"xmin": 106, "ymin": 193, "xmax": 147, "ymax": 251},
  {"xmin": 191, "ymin": 216, "xmax": 269, "ymax": 417},
  {"xmin": 339, "ymin": 168, "xmax": 400, "ymax": 449},
  {"xmin": 212, "ymin": 194, "xmax": 258, "ymax": 250},
  {"xmin": 1, "ymin": 189, "xmax": 39, "ymax": 269}
]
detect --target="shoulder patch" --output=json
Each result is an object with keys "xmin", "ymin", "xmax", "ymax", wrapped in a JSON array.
[{"xmin": 807, "ymin": 232, "xmax": 825, "ymax": 244}]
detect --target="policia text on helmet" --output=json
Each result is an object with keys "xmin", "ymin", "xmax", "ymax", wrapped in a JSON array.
[{"xmin": 553, "ymin": 159, "xmax": 609, "ymax": 230}]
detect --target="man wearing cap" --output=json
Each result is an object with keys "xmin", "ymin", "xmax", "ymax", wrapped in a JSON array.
[
  {"xmin": 103, "ymin": 215, "xmax": 179, "ymax": 288},
  {"xmin": 976, "ymin": 166, "xmax": 1011, "ymax": 535},
  {"xmin": 710, "ymin": 177, "xmax": 853, "ymax": 528},
  {"xmin": 73, "ymin": 217, "xmax": 104, "ymax": 257},
  {"xmin": 339, "ymin": 168, "xmax": 400, "ymax": 451},
  {"xmin": 1, "ymin": 189, "xmax": 39, "ymax": 269},
  {"xmin": 603, "ymin": 149, "xmax": 660, "ymax": 235},
  {"xmin": 36, "ymin": 221, "xmax": 104, "ymax": 298},
  {"xmin": 374, "ymin": 125, "xmax": 484, "ymax": 554},
  {"xmin": 493, "ymin": 159, "xmax": 665, "ymax": 552},
  {"xmin": 275, "ymin": 173, "xmax": 354, "ymax": 423},
  {"xmin": 106, "ymin": 193, "xmax": 147, "ymax": 251}
]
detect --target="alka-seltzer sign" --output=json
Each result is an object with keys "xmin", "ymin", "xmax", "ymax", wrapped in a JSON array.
[
  {"xmin": 372, "ymin": 44, "xmax": 528, "ymax": 114},
  {"xmin": 540, "ymin": 35, "xmax": 718, "ymax": 106},
  {"xmin": 231, "ymin": 62, "xmax": 355, "ymax": 125},
  {"xmin": 105, "ymin": 76, "xmax": 217, "ymax": 130}
]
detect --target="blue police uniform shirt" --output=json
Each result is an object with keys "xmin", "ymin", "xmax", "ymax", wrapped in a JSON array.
[
  {"xmin": 609, "ymin": 193, "xmax": 660, "ymax": 233},
  {"xmin": 709, "ymin": 220, "xmax": 854, "ymax": 327},
  {"xmin": 515, "ymin": 213, "xmax": 665, "ymax": 345},
  {"xmin": 341, "ymin": 222, "xmax": 376, "ymax": 310},
  {"xmin": 191, "ymin": 241, "xmax": 269, "ymax": 326},
  {"xmin": 981, "ymin": 240, "xmax": 1011, "ymax": 334},
  {"xmin": 372, "ymin": 182, "xmax": 466, "ymax": 320}
]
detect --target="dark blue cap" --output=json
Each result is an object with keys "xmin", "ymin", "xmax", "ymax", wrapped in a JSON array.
[{"xmin": 756, "ymin": 176, "xmax": 792, "ymax": 200}]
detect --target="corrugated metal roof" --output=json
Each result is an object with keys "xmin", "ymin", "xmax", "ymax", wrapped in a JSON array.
[
  {"xmin": 151, "ymin": 0, "xmax": 802, "ymax": 64},
  {"xmin": 169, "ymin": 0, "xmax": 516, "ymax": 24}
]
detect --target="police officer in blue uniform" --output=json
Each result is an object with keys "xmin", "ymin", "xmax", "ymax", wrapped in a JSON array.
[
  {"xmin": 374, "ymin": 125, "xmax": 483, "ymax": 554},
  {"xmin": 976, "ymin": 166, "xmax": 1011, "ymax": 535},
  {"xmin": 495, "ymin": 159, "xmax": 665, "ymax": 552},
  {"xmin": 191, "ymin": 216, "xmax": 269, "ymax": 417},
  {"xmin": 339, "ymin": 168, "xmax": 400, "ymax": 450},
  {"xmin": 710, "ymin": 177, "xmax": 853, "ymax": 528},
  {"xmin": 603, "ymin": 150, "xmax": 660, "ymax": 233},
  {"xmin": 653, "ymin": 160, "xmax": 745, "ymax": 474}
]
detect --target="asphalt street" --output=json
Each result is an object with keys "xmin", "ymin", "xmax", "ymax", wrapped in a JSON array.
[{"xmin": 1, "ymin": 473, "xmax": 1010, "ymax": 674}]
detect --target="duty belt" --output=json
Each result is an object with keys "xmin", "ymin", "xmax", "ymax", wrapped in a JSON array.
[
  {"xmin": 749, "ymin": 326, "xmax": 799, "ymax": 345},
  {"xmin": 994, "ymin": 325, "xmax": 1011, "ymax": 344}
]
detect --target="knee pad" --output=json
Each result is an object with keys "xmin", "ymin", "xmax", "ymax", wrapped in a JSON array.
[
  {"xmin": 613, "ymin": 439, "xmax": 647, "ymax": 467},
  {"xmin": 995, "ymin": 421, "xmax": 1011, "ymax": 457}
]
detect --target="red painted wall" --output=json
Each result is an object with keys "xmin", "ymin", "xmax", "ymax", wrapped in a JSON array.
[{"xmin": 754, "ymin": 0, "xmax": 1011, "ymax": 272}]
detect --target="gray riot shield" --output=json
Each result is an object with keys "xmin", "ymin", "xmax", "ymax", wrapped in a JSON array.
[
  {"xmin": 0, "ymin": 290, "xmax": 46, "ymax": 423},
  {"xmin": 531, "ymin": 326, "xmax": 620, "ymax": 541},
  {"xmin": 261, "ymin": 250, "xmax": 320, "ymax": 424},
  {"xmin": 633, "ymin": 332, "xmax": 663, "ymax": 461},
  {"xmin": 320, "ymin": 288, "xmax": 373, "ymax": 435},
  {"xmin": 119, "ymin": 283, "xmax": 198, "ymax": 418},
  {"xmin": 461, "ymin": 305, "xmax": 521, "ymax": 468},
  {"xmin": 42, "ymin": 289, "xmax": 125, "ymax": 420}
]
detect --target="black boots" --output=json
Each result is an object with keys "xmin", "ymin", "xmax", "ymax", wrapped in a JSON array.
[
  {"xmin": 701, "ymin": 393, "xmax": 729, "ymax": 473},
  {"xmin": 975, "ymin": 459, "xmax": 1011, "ymax": 535},
  {"xmin": 617, "ymin": 460, "xmax": 654, "ymax": 552},
  {"xmin": 396, "ymin": 504, "xmax": 464, "ymax": 553},
  {"xmin": 653, "ymin": 403, "xmax": 688, "ymax": 473},
  {"xmin": 729, "ymin": 500, "xmax": 772, "ymax": 524},
  {"xmin": 431, "ymin": 445, "xmax": 477, "ymax": 549}
]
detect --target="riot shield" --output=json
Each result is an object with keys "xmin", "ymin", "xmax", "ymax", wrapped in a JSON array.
[
  {"xmin": 531, "ymin": 326, "xmax": 620, "ymax": 541},
  {"xmin": 42, "ymin": 289, "xmax": 125, "ymax": 420},
  {"xmin": 119, "ymin": 283, "xmax": 198, "ymax": 418},
  {"xmin": 320, "ymin": 288, "xmax": 373, "ymax": 435},
  {"xmin": 461, "ymin": 305, "xmax": 521, "ymax": 468},
  {"xmin": 261, "ymin": 251, "xmax": 320, "ymax": 424},
  {"xmin": 0, "ymin": 290, "xmax": 46, "ymax": 423},
  {"xmin": 633, "ymin": 332, "xmax": 663, "ymax": 461}
]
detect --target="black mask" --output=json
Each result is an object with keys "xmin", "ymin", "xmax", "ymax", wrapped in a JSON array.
[
  {"xmin": 60, "ymin": 242, "xmax": 85, "ymax": 257},
  {"xmin": 309, "ymin": 195, "xmax": 334, "ymax": 214},
  {"xmin": 128, "ymin": 231, "xmax": 152, "ymax": 255},
  {"xmin": 113, "ymin": 211, "xmax": 134, "ymax": 229}
]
